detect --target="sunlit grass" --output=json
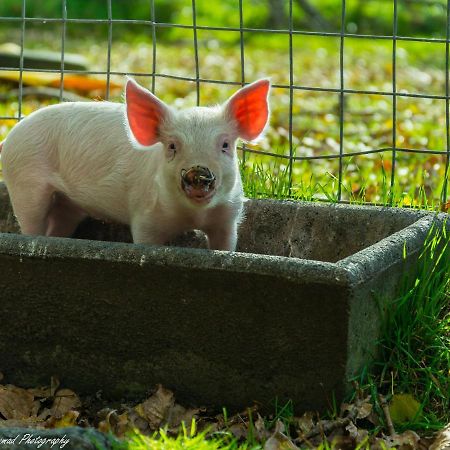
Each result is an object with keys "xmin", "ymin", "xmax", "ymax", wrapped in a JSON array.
[
  {"xmin": 0, "ymin": 29, "xmax": 448, "ymax": 207},
  {"xmin": 355, "ymin": 221, "xmax": 450, "ymax": 432}
]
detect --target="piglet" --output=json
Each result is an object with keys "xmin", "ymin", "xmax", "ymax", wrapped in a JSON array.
[{"xmin": 1, "ymin": 78, "xmax": 270, "ymax": 251}]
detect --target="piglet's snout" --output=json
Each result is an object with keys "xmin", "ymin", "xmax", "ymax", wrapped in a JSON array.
[{"xmin": 181, "ymin": 166, "xmax": 216, "ymax": 201}]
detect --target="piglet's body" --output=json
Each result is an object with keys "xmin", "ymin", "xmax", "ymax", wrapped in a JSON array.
[{"xmin": 1, "ymin": 79, "xmax": 270, "ymax": 251}]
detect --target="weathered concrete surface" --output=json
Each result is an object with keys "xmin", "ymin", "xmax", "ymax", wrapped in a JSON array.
[{"xmin": 0, "ymin": 182, "xmax": 447, "ymax": 413}]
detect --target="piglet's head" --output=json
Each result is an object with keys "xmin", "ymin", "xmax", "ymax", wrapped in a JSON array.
[{"xmin": 125, "ymin": 78, "xmax": 270, "ymax": 206}]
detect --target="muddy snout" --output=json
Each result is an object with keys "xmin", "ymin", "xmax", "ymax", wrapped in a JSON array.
[{"xmin": 181, "ymin": 166, "xmax": 216, "ymax": 203}]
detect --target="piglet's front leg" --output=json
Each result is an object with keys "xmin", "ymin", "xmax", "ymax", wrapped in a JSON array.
[
  {"xmin": 131, "ymin": 215, "xmax": 171, "ymax": 246},
  {"xmin": 205, "ymin": 223, "xmax": 238, "ymax": 251},
  {"xmin": 204, "ymin": 205, "xmax": 241, "ymax": 251}
]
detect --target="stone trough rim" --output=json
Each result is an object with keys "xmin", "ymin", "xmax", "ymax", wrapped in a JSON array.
[
  {"xmin": 337, "ymin": 214, "xmax": 439, "ymax": 284},
  {"xmin": 0, "ymin": 232, "xmax": 351, "ymax": 285},
  {"xmin": 0, "ymin": 200, "xmax": 444, "ymax": 287}
]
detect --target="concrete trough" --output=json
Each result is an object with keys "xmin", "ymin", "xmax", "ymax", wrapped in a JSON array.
[{"xmin": 0, "ymin": 182, "xmax": 447, "ymax": 413}]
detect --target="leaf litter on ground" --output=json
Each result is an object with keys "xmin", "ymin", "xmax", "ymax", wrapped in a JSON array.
[{"xmin": 0, "ymin": 376, "xmax": 444, "ymax": 449}]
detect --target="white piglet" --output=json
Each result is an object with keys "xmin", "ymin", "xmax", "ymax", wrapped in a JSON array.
[{"xmin": 1, "ymin": 78, "xmax": 270, "ymax": 251}]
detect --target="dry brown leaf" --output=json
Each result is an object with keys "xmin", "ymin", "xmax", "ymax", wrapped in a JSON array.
[
  {"xmin": 97, "ymin": 408, "xmax": 118, "ymax": 433},
  {"xmin": 114, "ymin": 412, "xmax": 132, "ymax": 437},
  {"xmin": 28, "ymin": 386, "xmax": 52, "ymax": 399},
  {"xmin": 303, "ymin": 417, "xmax": 351, "ymax": 441},
  {"xmin": 30, "ymin": 399, "xmax": 42, "ymax": 417},
  {"xmin": 127, "ymin": 407, "xmax": 152, "ymax": 434},
  {"xmin": 50, "ymin": 377, "xmax": 60, "ymax": 397},
  {"xmin": 264, "ymin": 430, "xmax": 299, "ymax": 450},
  {"xmin": 274, "ymin": 420, "xmax": 286, "ymax": 434},
  {"xmin": 134, "ymin": 385, "xmax": 175, "ymax": 430},
  {"xmin": 37, "ymin": 407, "xmax": 52, "ymax": 421},
  {"xmin": 341, "ymin": 396, "xmax": 373, "ymax": 422},
  {"xmin": 341, "ymin": 402, "xmax": 355, "ymax": 417},
  {"xmin": 254, "ymin": 413, "xmax": 271, "ymax": 440},
  {"xmin": 0, "ymin": 71, "xmax": 122, "ymax": 94},
  {"xmin": 345, "ymin": 421, "xmax": 369, "ymax": 443},
  {"xmin": 227, "ymin": 422, "xmax": 249, "ymax": 440},
  {"xmin": 49, "ymin": 388, "xmax": 81, "ymax": 419},
  {"xmin": 0, "ymin": 384, "xmax": 35, "ymax": 420},
  {"xmin": 345, "ymin": 421, "xmax": 358, "ymax": 438},
  {"xmin": 98, "ymin": 419, "xmax": 112, "ymax": 434},
  {"xmin": 356, "ymin": 401, "xmax": 373, "ymax": 419},
  {"xmin": 166, "ymin": 403, "xmax": 200, "ymax": 432},
  {"xmin": 329, "ymin": 434, "xmax": 360, "ymax": 450},
  {"xmin": 0, "ymin": 417, "xmax": 45, "ymax": 428},
  {"xmin": 296, "ymin": 412, "xmax": 315, "ymax": 434},
  {"xmin": 255, "ymin": 413, "xmax": 265, "ymax": 431},
  {"xmin": 430, "ymin": 423, "xmax": 450, "ymax": 450},
  {"xmin": 383, "ymin": 430, "xmax": 421, "ymax": 449},
  {"xmin": 97, "ymin": 409, "xmax": 131, "ymax": 437},
  {"xmin": 46, "ymin": 410, "xmax": 79, "ymax": 428}
]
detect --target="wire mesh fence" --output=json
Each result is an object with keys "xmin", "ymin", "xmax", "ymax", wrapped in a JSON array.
[{"xmin": 0, "ymin": 0, "xmax": 449, "ymax": 209}]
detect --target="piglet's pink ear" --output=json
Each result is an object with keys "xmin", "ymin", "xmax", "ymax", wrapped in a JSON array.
[
  {"xmin": 225, "ymin": 79, "xmax": 270, "ymax": 141},
  {"xmin": 125, "ymin": 78, "xmax": 168, "ymax": 148}
]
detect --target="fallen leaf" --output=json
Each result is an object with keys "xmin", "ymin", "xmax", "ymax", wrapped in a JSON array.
[
  {"xmin": 0, "ymin": 385, "xmax": 34, "ymax": 420},
  {"xmin": 389, "ymin": 394, "xmax": 421, "ymax": 425},
  {"xmin": 296, "ymin": 411, "xmax": 315, "ymax": 434},
  {"xmin": 341, "ymin": 396, "xmax": 373, "ymax": 421},
  {"xmin": 114, "ymin": 412, "xmax": 132, "ymax": 437},
  {"xmin": 430, "ymin": 423, "xmax": 450, "ymax": 450},
  {"xmin": 0, "ymin": 71, "xmax": 122, "ymax": 95},
  {"xmin": 124, "ymin": 408, "xmax": 150, "ymax": 434},
  {"xmin": 46, "ymin": 410, "xmax": 79, "ymax": 428},
  {"xmin": 254, "ymin": 413, "xmax": 271, "ymax": 440},
  {"xmin": 50, "ymin": 388, "xmax": 81, "ymax": 418},
  {"xmin": 345, "ymin": 420, "xmax": 358, "ymax": 438},
  {"xmin": 50, "ymin": 377, "xmax": 60, "ymax": 397},
  {"xmin": 97, "ymin": 408, "xmax": 117, "ymax": 434},
  {"xmin": 356, "ymin": 401, "xmax": 373, "ymax": 419},
  {"xmin": 0, "ymin": 417, "xmax": 44, "ymax": 428},
  {"xmin": 30, "ymin": 399, "xmax": 41, "ymax": 417},
  {"xmin": 98, "ymin": 411, "xmax": 131, "ymax": 437},
  {"xmin": 264, "ymin": 429, "xmax": 299, "ymax": 450},
  {"xmin": 166, "ymin": 403, "xmax": 200, "ymax": 432},
  {"xmin": 28, "ymin": 386, "xmax": 52, "ymax": 399},
  {"xmin": 329, "ymin": 434, "xmax": 360, "ymax": 450},
  {"xmin": 345, "ymin": 421, "xmax": 369, "ymax": 443},
  {"xmin": 134, "ymin": 384, "xmax": 175, "ymax": 430},
  {"xmin": 26, "ymin": 378, "xmax": 59, "ymax": 400},
  {"xmin": 384, "ymin": 430, "xmax": 421, "ymax": 449},
  {"xmin": 37, "ymin": 407, "xmax": 52, "ymax": 421},
  {"xmin": 274, "ymin": 420, "xmax": 286, "ymax": 434},
  {"xmin": 227, "ymin": 422, "xmax": 249, "ymax": 440}
]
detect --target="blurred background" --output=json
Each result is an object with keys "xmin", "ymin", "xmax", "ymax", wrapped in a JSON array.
[
  {"xmin": 0, "ymin": 0, "xmax": 447, "ymax": 37},
  {"xmin": 0, "ymin": 0, "xmax": 448, "ymax": 207}
]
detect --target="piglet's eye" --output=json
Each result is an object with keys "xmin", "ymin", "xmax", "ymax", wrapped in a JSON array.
[
  {"xmin": 169, "ymin": 143, "xmax": 177, "ymax": 150},
  {"xmin": 222, "ymin": 141, "xmax": 229, "ymax": 151}
]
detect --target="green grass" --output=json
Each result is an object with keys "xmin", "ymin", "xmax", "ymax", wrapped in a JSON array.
[
  {"xmin": 243, "ymin": 158, "xmax": 450, "ymax": 433},
  {"xmin": 110, "ymin": 420, "xmax": 381, "ymax": 450},
  {"xmin": 0, "ymin": 29, "xmax": 449, "ymax": 208},
  {"xmin": 241, "ymin": 158, "xmax": 450, "ymax": 431},
  {"xmin": 93, "ymin": 174, "xmax": 447, "ymax": 450},
  {"xmin": 359, "ymin": 221, "xmax": 450, "ymax": 432},
  {"xmin": 0, "ymin": 28, "xmax": 449, "ymax": 449},
  {"xmin": 115, "ymin": 426, "xmax": 253, "ymax": 450}
]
